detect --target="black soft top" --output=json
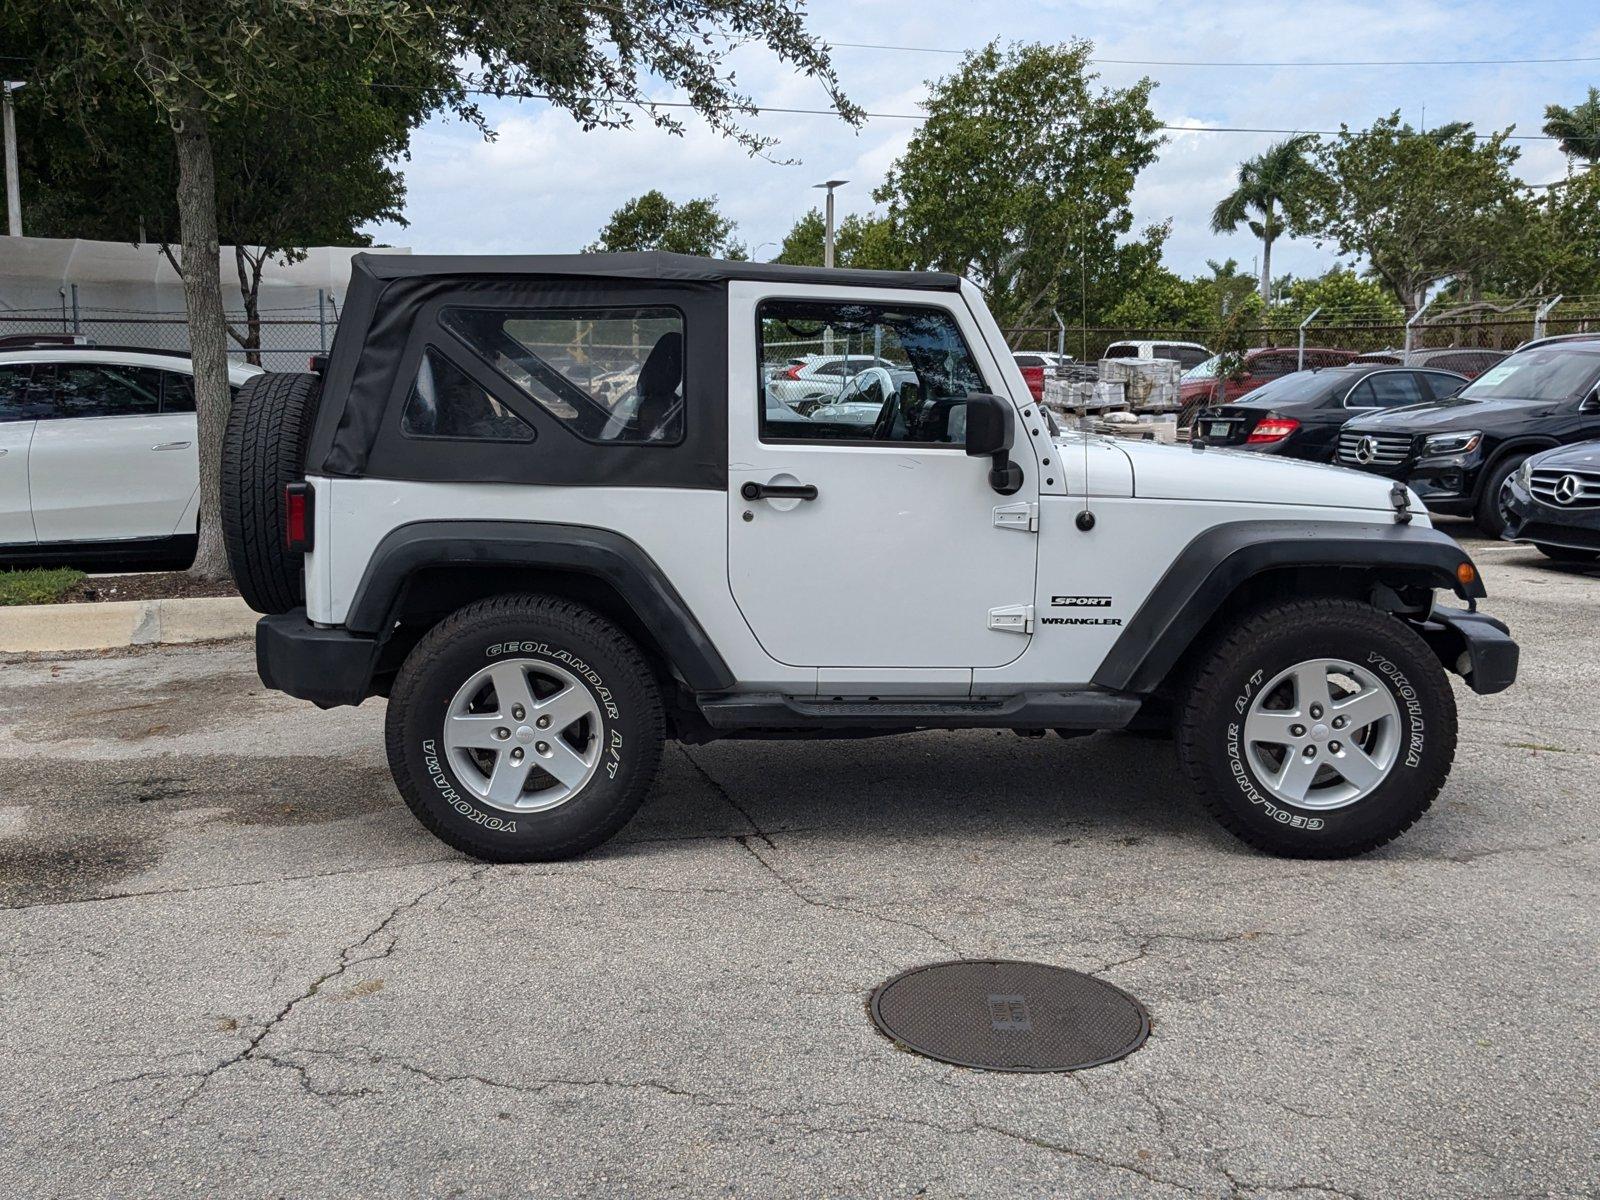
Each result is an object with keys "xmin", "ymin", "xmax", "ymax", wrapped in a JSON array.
[{"xmin": 351, "ymin": 251, "xmax": 963, "ymax": 293}]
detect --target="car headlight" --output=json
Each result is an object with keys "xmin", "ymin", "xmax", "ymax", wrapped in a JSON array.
[
  {"xmin": 1517, "ymin": 458, "xmax": 1533, "ymax": 488},
  {"xmin": 1422, "ymin": 430, "xmax": 1482, "ymax": 455}
]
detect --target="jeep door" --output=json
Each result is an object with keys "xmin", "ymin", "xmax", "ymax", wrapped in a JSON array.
[
  {"xmin": 727, "ymin": 283, "xmax": 1038, "ymax": 671},
  {"xmin": 27, "ymin": 362, "xmax": 197, "ymax": 543}
]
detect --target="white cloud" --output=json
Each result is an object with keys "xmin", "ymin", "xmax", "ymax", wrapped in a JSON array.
[{"xmin": 368, "ymin": 0, "xmax": 1597, "ymax": 282}]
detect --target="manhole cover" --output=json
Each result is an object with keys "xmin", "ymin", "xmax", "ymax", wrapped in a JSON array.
[{"xmin": 869, "ymin": 959, "xmax": 1149, "ymax": 1072}]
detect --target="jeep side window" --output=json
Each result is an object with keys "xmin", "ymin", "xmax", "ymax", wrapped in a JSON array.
[
  {"xmin": 757, "ymin": 299, "xmax": 986, "ymax": 444},
  {"xmin": 441, "ymin": 306, "xmax": 684, "ymax": 444},
  {"xmin": 401, "ymin": 348, "xmax": 535, "ymax": 442}
]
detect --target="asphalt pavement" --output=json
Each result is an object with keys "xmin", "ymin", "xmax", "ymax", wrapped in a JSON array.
[{"xmin": 1, "ymin": 523, "xmax": 1595, "ymax": 1198}]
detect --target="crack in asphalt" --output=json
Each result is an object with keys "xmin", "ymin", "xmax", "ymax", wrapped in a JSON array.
[
  {"xmin": 143, "ymin": 866, "xmax": 488, "ymax": 1118},
  {"xmin": 733, "ymin": 833, "xmax": 967, "ymax": 962},
  {"xmin": 678, "ymin": 744, "xmax": 775, "ymax": 847},
  {"xmin": 0, "ymin": 856, "xmax": 468, "ymax": 914}
]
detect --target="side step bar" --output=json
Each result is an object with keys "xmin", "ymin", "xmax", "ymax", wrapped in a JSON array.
[{"xmin": 697, "ymin": 690, "xmax": 1142, "ymax": 733}]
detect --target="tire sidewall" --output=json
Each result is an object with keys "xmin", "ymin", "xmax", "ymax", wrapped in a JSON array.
[
  {"xmin": 1192, "ymin": 615, "xmax": 1456, "ymax": 852},
  {"xmin": 1475, "ymin": 454, "xmax": 1525, "ymax": 536},
  {"xmin": 389, "ymin": 610, "xmax": 655, "ymax": 858}
]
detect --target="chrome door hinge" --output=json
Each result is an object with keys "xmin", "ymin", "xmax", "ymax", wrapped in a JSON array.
[
  {"xmin": 992, "ymin": 501, "xmax": 1038, "ymax": 533},
  {"xmin": 987, "ymin": 604, "xmax": 1034, "ymax": 635}
]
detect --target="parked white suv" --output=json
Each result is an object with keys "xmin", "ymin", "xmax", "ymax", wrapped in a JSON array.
[
  {"xmin": 0, "ymin": 346, "xmax": 261, "ymax": 565},
  {"xmin": 224, "ymin": 253, "xmax": 1517, "ymax": 865},
  {"xmin": 765, "ymin": 353, "xmax": 902, "ymax": 408}
]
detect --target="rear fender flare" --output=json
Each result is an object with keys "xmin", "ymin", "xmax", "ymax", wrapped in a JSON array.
[{"xmin": 346, "ymin": 520, "xmax": 735, "ymax": 692}]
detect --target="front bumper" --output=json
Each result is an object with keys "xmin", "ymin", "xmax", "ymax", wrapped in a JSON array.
[
  {"xmin": 256, "ymin": 609, "xmax": 379, "ymax": 708},
  {"xmin": 1340, "ymin": 448, "xmax": 1483, "ymax": 514},
  {"xmin": 1415, "ymin": 604, "xmax": 1519, "ymax": 695},
  {"xmin": 1501, "ymin": 476, "xmax": 1600, "ymax": 552}
]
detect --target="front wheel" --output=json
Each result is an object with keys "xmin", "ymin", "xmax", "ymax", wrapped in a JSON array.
[
  {"xmin": 1176, "ymin": 598, "xmax": 1457, "ymax": 858},
  {"xmin": 384, "ymin": 595, "xmax": 665, "ymax": 862},
  {"xmin": 1474, "ymin": 455, "xmax": 1526, "ymax": 537}
]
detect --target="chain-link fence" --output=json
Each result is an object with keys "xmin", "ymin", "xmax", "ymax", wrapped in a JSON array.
[
  {"xmin": 1003, "ymin": 296, "xmax": 1600, "ymax": 364},
  {"xmin": 0, "ymin": 303, "xmax": 336, "ymax": 372}
]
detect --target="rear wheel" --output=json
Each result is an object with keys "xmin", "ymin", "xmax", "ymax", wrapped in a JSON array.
[
  {"xmin": 1535, "ymin": 543, "xmax": 1600, "ymax": 564},
  {"xmin": 384, "ymin": 594, "xmax": 665, "ymax": 862},
  {"xmin": 1176, "ymin": 598, "xmax": 1457, "ymax": 858},
  {"xmin": 221, "ymin": 371, "xmax": 322, "ymax": 614}
]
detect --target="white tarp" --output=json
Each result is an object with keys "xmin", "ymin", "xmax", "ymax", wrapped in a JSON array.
[{"xmin": 0, "ymin": 235, "xmax": 410, "ymax": 315}]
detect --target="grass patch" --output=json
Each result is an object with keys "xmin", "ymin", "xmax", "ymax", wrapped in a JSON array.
[{"xmin": 0, "ymin": 567, "xmax": 86, "ymax": 606}]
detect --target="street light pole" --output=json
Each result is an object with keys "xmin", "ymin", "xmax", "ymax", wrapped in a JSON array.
[
  {"xmin": 2, "ymin": 82, "xmax": 24, "ymax": 238},
  {"xmin": 813, "ymin": 178, "xmax": 848, "ymax": 268}
]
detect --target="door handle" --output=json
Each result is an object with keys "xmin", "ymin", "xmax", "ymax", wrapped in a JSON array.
[
  {"xmin": 741, "ymin": 481, "xmax": 818, "ymax": 501},
  {"xmin": 0, "ymin": 448, "xmax": 7, "ymax": 457},
  {"xmin": 151, "ymin": 441, "xmax": 192, "ymax": 451}
]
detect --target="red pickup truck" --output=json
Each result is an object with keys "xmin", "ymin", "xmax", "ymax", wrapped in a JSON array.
[{"xmin": 1179, "ymin": 346, "xmax": 1359, "ymax": 425}]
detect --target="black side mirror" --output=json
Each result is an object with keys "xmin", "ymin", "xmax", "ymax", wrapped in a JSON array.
[
  {"xmin": 1581, "ymin": 387, "xmax": 1600, "ymax": 415},
  {"xmin": 964, "ymin": 394, "xmax": 1024, "ymax": 495}
]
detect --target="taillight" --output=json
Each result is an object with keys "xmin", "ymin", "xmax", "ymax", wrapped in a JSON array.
[
  {"xmin": 1020, "ymin": 365, "xmax": 1045, "ymax": 401},
  {"xmin": 784, "ymin": 364, "xmax": 804, "ymax": 380},
  {"xmin": 284, "ymin": 481, "xmax": 314, "ymax": 552},
  {"xmin": 1247, "ymin": 416, "xmax": 1300, "ymax": 444}
]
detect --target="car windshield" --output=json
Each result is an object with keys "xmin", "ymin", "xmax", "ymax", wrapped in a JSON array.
[
  {"xmin": 1458, "ymin": 348, "xmax": 1600, "ymax": 402},
  {"xmin": 1183, "ymin": 354, "xmax": 1223, "ymax": 380}
]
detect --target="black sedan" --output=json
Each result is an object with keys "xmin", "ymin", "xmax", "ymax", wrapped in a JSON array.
[
  {"xmin": 1191, "ymin": 364, "xmax": 1466, "ymax": 461},
  {"xmin": 1501, "ymin": 440, "xmax": 1600, "ymax": 563},
  {"xmin": 1338, "ymin": 341, "xmax": 1600, "ymax": 535}
]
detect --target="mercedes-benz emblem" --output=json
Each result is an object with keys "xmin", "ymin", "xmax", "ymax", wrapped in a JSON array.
[
  {"xmin": 1355, "ymin": 436, "xmax": 1377, "ymax": 465},
  {"xmin": 1554, "ymin": 473, "xmax": 1583, "ymax": 505}
]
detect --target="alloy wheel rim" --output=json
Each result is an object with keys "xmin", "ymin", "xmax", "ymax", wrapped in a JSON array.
[
  {"xmin": 442, "ymin": 658, "xmax": 603, "ymax": 813},
  {"xmin": 1242, "ymin": 658, "xmax": 1402, "ymax": 811}
]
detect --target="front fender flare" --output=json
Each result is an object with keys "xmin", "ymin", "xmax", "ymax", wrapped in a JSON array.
[{"xmin": 1091, "ymin": 520, "xmax": 1484, "ymax": 695}]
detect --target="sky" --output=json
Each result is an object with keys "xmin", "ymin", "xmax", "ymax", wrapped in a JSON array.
[{"xmin": 364, "ymin": 0, "xmax": 1599, "ymax": 282}]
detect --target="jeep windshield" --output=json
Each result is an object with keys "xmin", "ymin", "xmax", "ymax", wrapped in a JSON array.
[{"xmin": 1457, "ymin": 347, "xmax": 1600, "ymax": 403}]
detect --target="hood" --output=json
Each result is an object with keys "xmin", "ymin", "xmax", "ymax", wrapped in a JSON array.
[
  {"xmin": 1530, "ymin": 439, "xmax": 1600, "ymax": 472},
  {"xmin": 1346, "ymin": 394, "xmax": 1556, "ymax": 432},
  {"xmin": 1119, "ymin": 439, "xmax": 1405, "ymax": 512}
]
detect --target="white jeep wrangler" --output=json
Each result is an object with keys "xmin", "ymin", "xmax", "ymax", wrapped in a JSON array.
[{"xmin": 223, "ymin": 253, "xmax": 1518, "ymax": 862}]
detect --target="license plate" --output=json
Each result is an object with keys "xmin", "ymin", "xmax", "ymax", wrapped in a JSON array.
[{"xmin": 1207, "ymin": 421, "xmax": 1232, "ymax": 439}]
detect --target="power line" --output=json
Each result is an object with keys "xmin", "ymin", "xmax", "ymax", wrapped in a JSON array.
[
  {"xmin": 827, "ymin": 41, "xmax": 1600, "ymax": 69},
  {"xmin": 367, "ymin": 81, "xmax": 1568, "ymax": 140}
]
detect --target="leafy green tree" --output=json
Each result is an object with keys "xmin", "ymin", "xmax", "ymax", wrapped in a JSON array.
[
  {"xmin": 872, "ymin": 40, "xmax": 1164, "ymax": 328},
  {"xmin": 1489, "ymin": 170, "xmax": 1600, "ymax": 298},
  {"xmin": 1210, "ymin": 134, "xmax": 1319, "ymax": 308},
  {"xmin": 1544, "ymin": 87, "xmax": 1600, "ymax": 165},
  {"xmin": 587, "ymin": 190, "xmax": 747, "ymax": 258},
  {"xmin": 774, "ymin": 208, "xmax": 905, "ymax": 269},
  {"xmin": 16, "ymin": 74, "xmax": 429, "ymax": 364},
  {"xmin": 1272, "ymin": 267, "xmax": 1405, "ymax": 327},
  {"xmin": 1304, "ymin": 114, "xmax": 1524, "ymax": 315},
  {"xmin": 5, "ymin": 1, "xmax": 853, "ymax": 578}
]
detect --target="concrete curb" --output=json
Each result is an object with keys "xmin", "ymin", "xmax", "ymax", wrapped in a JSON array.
[{"xmin": 0, "ymin": 595, "xmax": 257, "ymax": 653}]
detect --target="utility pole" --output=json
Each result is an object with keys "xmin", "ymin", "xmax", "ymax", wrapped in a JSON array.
[
  {"xmin": 813, "ymin": 179, "xmax": 848, "ymax": 267},
  {"xmin": 3, "ymin": 82, "xmax": 24, "ymax": 238}
]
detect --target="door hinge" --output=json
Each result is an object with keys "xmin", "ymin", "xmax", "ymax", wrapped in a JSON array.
[
  {"xmin": 993, "ymin": 501, "xmax": 1038, "ymax": 533},
  {"xmin": 987, "ymin": 604, "xmax": 1034, "ymax": 635}
]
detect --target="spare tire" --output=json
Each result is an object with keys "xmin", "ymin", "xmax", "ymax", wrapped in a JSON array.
[{"xmin": 221, "ymin": 371, "xmax": 323, "ymax": 615}]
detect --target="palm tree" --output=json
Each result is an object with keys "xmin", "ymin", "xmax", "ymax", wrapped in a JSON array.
[
  {"xmin": 1210, "ymin": 134, "xmax": 1319, "ymax": 307},
  {"xmin": 1544, "ymin": 88, "xmax": 1600, "ymax": 165}
]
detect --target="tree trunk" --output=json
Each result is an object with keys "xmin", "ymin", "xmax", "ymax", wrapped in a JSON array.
[
  {"xmin": 1259, "ymin": 203, "xmax": 1273, "ymax": 308},
  {"xmin": 234, "ymin": 245, "xmax": 266, "ymax": 367},
  {"xmin": 171, "ymin": 110, "xmax": 233, "ymax": 581}
]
